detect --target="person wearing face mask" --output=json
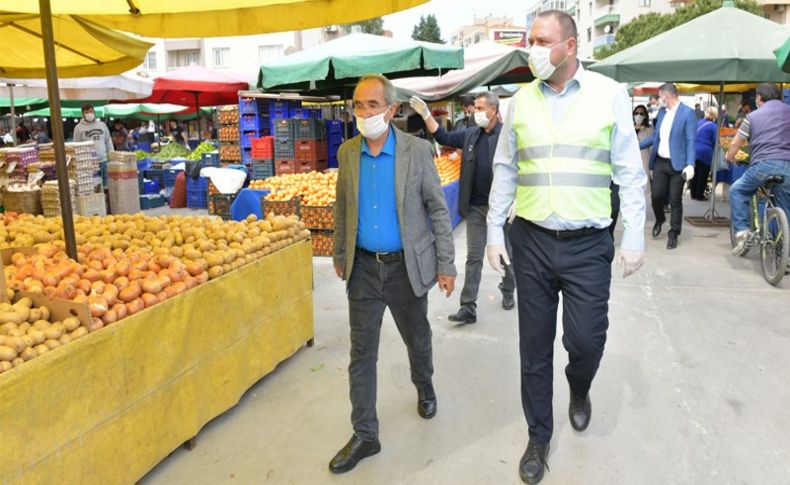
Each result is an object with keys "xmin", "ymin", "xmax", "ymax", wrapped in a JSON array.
[
  {"xmin": 690, "ymin": 106, "xmax": 720, "ymax": 201},
  {"xmin": 486, "ymin": 11, "xmax": 646, "ymax": 484},
  {"xmin": 73, "ymin": 103, "xmax": 113, "ymax": 163},
  {"xmin": 639, "ymin": 82, "xmax": 697, "ymax": 250},
  {"xmin": 633, "ymin": 105, "xmax": 654, "ymax": 198},
  {"xmin": 452, "ymin": 95, "xmax": 476, "ymax": 132},
  {"xmin": 329, "ymin": 74, "xmax": 457, "ymax": 474}
]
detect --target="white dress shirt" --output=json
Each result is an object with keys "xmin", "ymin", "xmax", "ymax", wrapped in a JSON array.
[
  {"xmin": 487, "ymin": 63, "xmax": 647, "ymax": 251},
  {"xmin": 657, "ymin": 104, "xmax": 677, "ymax": 159}
]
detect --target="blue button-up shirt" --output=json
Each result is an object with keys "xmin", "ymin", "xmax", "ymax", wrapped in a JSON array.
[{"xmin": 357, "ymin": 127, "xmax": 403, "ymax": 252}]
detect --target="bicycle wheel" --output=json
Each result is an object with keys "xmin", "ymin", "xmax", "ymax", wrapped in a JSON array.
[
  {"xmin": 760, "ymin": 207, "xmax": 789, "ymax": 286},
  {"xmin": 730, "ymin": 197, "xmax": 756, "ymax": 257}
]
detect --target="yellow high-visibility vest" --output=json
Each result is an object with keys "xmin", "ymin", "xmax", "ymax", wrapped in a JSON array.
[{"xmin": 513, "ymin": 71, "xmax": 616, "ymax": 222}]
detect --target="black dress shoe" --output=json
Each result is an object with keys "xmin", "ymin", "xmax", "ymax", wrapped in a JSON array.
[
  {"xmin": 667, "ymin": 232, "xmax": 678, "ymax": 250},
  {"xmin": 519, "ymin": 441, "xmax": 550, "ymax": 484},
  {"xmin": 569, "ymin": 391, "xmax": 592, "ymax": 432},
  {"xmin": 329, "ymin": 435, "xmax": 381, "ymax": 474},
  {"xmin": 417, "ymin": 383, "xmax": 437, "ymax": 419},
  {"xmin": 502, "ymin": 293, "xmax": 515, "ymax": 310},
  {"xmin": 448, "ymin": 306, "xmax": 476, "ymax": 324},
  {"xmin": 652, "ymin": 220, "xmax": 664, "ymax": 238}
]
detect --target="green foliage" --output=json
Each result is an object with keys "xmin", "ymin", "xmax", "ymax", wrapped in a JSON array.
[
  {"xmin": 411, "ymin": 14, "xmax": 445, "ymax": 44},
  {"xmin": 595, "ymin": 0, "xmax": 765, "ymax": 59},
  {"xmin": 343, "ymin": 17, "xmax": 384, "ymax": 35}
]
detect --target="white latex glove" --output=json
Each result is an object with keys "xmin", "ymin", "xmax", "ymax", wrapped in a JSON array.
[
  {"xmin": 618, "ymin": 248, "xmax": 645, "ymax": 278},
  {"xmin": 486, "ymin": 244, "xmax": 511, "ymax": 277},
  {"xmin": 409, "ymin": 96, "xmax": 430, "ymax": 120},
  {"xmin": 682, "ymin": 165, "xmax": 695, "ymax": 181}
]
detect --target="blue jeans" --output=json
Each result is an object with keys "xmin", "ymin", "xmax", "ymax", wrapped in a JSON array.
[{"xmin": 729, "ymin": 160, "xmax": 790, "ymax": 232}]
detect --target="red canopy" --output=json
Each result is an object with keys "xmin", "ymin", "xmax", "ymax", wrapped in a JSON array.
[{"xmin": 134, "ymin": 65, "xmax": 250, "ymax": 107}]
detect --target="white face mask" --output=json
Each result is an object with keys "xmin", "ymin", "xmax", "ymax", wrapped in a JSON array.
[
  {"xmin": 84, "ymin": 113, "xmax": 96, "ymax": 122},
  {"xmin": 356, "ymin": 110, "xmax": 390, "ymax": 140},
  {"xmin": 634, "ymin": 114, "xmax": 645, "ymax": 125},
  {"xmin": 474, "ymin": 111, "xmax": 490, "ymax": 128},
  {"xmin": 528, "ymin": 42, "xmax": 569, "ymax": 80}
]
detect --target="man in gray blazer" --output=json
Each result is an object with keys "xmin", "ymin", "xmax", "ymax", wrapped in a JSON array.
[{"xmin": 330, "ymin": 74, "xmax": 457, "ymax": 474}]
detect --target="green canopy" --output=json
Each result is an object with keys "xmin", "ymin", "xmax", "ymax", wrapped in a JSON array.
[
  {"xmin": 589, "ymin": 6, "xmax": 790, "ymax": 83},
  {"xmin": 775, "ymin": 35, "xmax": 790, "ymax": 73},
  {"xmin": 23, "ymin": 103, "xmax": 212, "ymax": 120},
  {"xmin": 258, "ymin": 32, "xmax": 464, "ymax": 92}
]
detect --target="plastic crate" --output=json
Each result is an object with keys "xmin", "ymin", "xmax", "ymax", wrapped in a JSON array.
[
  {"xmin": 295, "ymin": 140, "xmax": 327, "ymax": 163},
  {"xmin": 144, "ymin": 168, "xmax": 164, "ymax": 188},
  {"xmin": 296, "ymin": 160, "xmax": 327, "ymax": 173},
  {"xmin": 139, "ymin": 194, "xmax": 166, "ymax": 210},
  {"xmin": 275, "ymin": 159, "xmax": 295, "ymax": 175},
  {"xmin": 274, "ymin": 138, "xmax": 295, "ymax": 159},
  {"xmin": 137, "ymin": 172, "xmax": 144, "ymax": 192},
  {"xmin": 239, "ymin": 98, "xmax": 269, "ymax": 115},
  {"xmin": 328, "ymin": 140, "xmax": 341, "ymax": 158},
  {"xmin": 251, "ymin": 136, "xmax": 274, "ymax": 159},
  {"xmin": 328, "ymin": 155, "xmax": 338, "ymax": 169},
  {"xmin": 326, "ymin": 120, "xmax": 343, "ymax": 134},
  {"xmin": 75, "ymin": 193, "xmax": 107, "ymax": 216},
  {"xmin": 301, "ymin": 204, "xmax": 334, "ymax": 230},
  {"xmin": 209, "ymin": 193, "xmax": 237, "ymax": 219},
  {"xmin": 272, "ymin": 118, "xmax": 293, "ymax": 139},
  {"xmin": 186, "ymin": 191, "xmax": 208, "ymax": 209},
  {"xmin": 268, "ymin": 99, "xmax": 300, "ymax": 113},
  {"xmin": 261, "ymin": 196, "xmax": 300, "ymax": 217},
  {"xmin": 202, "ymin": 151, "xmax": 220, "ymax": 168},
  {"xmin": 143, "ymin": 179, "xmax": 159, "ymax": 194},
  {"xmin": 249, "ymin": 160, "xmax": 275, "ymax": 179},
  {"xmin": 164, "ymin": 168, "xmax": 181, "ymax": 188},
  {"xmin": 186, "ymin": 175, "xmax": 209, "ymax": 193},
  {"xmin": 292, "ymin": 118, "xmax": 326, "ymax": 140},
  {"xmin": 310, "ymin": 229, "xmax": 334, "ymax": 257},
  {"xmin": 240, "ymin": 115, "xmax": 263, "ymax": 132}
]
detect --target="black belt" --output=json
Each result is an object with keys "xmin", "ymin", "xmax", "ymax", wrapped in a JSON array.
[
  {"xmin": 357, "ymin": 247, "xmax": 403, "ymax": 263},
  {"xmin": 525, "ymin": 220, "xmax": 605, "ymax": 240}
]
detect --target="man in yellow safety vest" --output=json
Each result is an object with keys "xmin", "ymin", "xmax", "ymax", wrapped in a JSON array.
[{"xmin": 486, "ymin": 10, "xmax": 647, "ymax": 484}]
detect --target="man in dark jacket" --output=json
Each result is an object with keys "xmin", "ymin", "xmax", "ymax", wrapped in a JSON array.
[
  {"xmin": 452, "ymin": 95, "xmax": 476, "ymax": 132},
  {"xmin": 411, "ymin": 92, "xmax": 516, "ymax": 323}
]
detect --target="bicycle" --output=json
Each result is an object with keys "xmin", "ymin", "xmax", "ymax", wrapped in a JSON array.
[{"xmin": 730, "ymin": 175, "xmax": 789, "ymax": 286}]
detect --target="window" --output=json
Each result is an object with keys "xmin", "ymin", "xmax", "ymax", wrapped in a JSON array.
[
  {"xmin": 587, "ymin": 27, "xmax": 592, "ymax": 42},
  {"xmin": 258, "ymin": 45, "xmax": 284, "ymax": 64},
  {"xmin": 143, "ymin": 51, "xmax": 157, "ymax": 70},
  {"xmin": 639, "ymin": 0, "xmax": 651, "ymax": 5},
  {"xmin": 213, "ymin": 47, "xmax": 230, "ymax": 67}
]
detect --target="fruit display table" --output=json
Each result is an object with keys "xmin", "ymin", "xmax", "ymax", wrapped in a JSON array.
[{"xmin": 0, "ymin": 240, "xmax": 314, "ymax": 485}]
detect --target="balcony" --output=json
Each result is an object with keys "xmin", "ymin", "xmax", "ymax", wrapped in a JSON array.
[
  {"xmin": 593, "ymin": 34, "xmax": 616, "ymax": 49},
  {"xmin": 594, "ymin": 5, "xmax": 621, "ymax": 27}
]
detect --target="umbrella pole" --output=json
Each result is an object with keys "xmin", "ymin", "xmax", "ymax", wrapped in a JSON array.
[
  {"xmin": 39, "ymin": 0, "xmax": 77, "ymax": 260},
  {"xmin": 705, "ymin": 81, "xmax": 725, "ymax": 222},
  {"xmin": 9, "ymin": 84, "xmax": 17, "ymax": 147},
  {"xmin": 193, "ymin": 91, "xmax": 200, "ymax": 144}
]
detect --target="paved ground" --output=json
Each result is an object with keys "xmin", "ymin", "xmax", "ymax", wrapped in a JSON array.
[{"xmin": 142, "ymin": 196, "xmax": 790, "ymax": 485}]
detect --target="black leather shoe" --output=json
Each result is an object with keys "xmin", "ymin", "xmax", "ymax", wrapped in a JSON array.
[
  {"xmin": 519, "ymin": 441, "xmax": 550, "ymax": 484},
  {"xmin": 328, "ymin": 435, "xmax": 381, "ymax": 474},
  {"xmin": 569, "ymin": 391, "xmax": 592, "ymax": 432},
  {"xmin": 417, "ymin": 383, "xmax": 437, "ymax": 419},
  {"xmin": 448, "ymin": 306, "xmax": 476, "ymax": 324},
  {"xmin": 652, "ymin": 220, "xmax": 664, "ymax": 238},
  {"xmin": 667, "ymin": 232, "xmax": 678, "ymax": 250},
  {"xmin": 502, "ymin": 293, "xmax": 515, "ymax": 310}
]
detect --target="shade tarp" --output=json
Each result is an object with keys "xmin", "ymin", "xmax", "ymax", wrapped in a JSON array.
[
  {"xmin": 2, "ymin": 0, "xmax": 430, "ymax": 38},
  {"xmin": 0, "ymin": 14, "xmax": 152, "ymax": 78},
  {"xmin": 393, "ymin": 42, "xmax": 531, "ymax": 102},
  {"xmin": 589, "ymin": 7, "xmax": 790, "ymax": 83},
  {"xmin": 24, "ymin": 103, "xmax": 212, "ymax": 120},
  {"xmin": 775, "ymin": 35, "xmax": 790, "ymax": 73},
  {"xmin": 131, "ymin": 66, "xmax": 250, "ymax": 107},
  {"xmin": 258, "ymin": 32, "xmax": 464, "ymax": 92},
  {"xmin": 0, "ymin": 74, "xmax": 153, "ymax": 100}
]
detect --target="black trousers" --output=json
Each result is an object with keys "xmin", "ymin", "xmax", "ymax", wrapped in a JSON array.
[
  {"xmin": 651, "ymin": 157, "xmax": 685, "ymax": 235},
  {"xmin": 690, "ymin": 160, "xmax": 711, "ymax": 201},
  {"xmin": 509, "ymin": 218, "xmax": 614, "ymax": 444},
  {"xmin": 347, "ymin": 251, "xmax": 433, "ymax": 440}
]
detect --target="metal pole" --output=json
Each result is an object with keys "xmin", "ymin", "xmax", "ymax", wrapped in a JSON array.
[
  {"xmin": 39, "ymin": 0, "xmax": 78, "ymax": 260},
  {"xmin": 9, "ymin": 84, "xmax": 17, "ymax": 146},
  {"xmin": 705, "ymin": 81, "xmax": 726, "ymax": 221}
]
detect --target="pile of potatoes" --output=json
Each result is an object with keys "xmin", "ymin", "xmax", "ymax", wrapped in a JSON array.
[{"xmin": 0, "ymin": 296, "xmax": 88, "ymax": 374}]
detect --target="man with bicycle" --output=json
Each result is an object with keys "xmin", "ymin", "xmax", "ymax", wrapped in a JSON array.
[{"xmin": 727, "ymin": 83, "xmax": 790, "ymax": 257}]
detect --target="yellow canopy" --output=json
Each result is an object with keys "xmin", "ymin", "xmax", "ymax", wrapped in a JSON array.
[
  {"xmin": 0, "ymin": 14, "xmax": 153, "ymax": 78},
  {"xmin": 677, "ymin": 83, "xmax": 760, "ymax": 94},
  {"xmin": 2, "ymin": 0, "xmax": 431, "ymax": 38}
]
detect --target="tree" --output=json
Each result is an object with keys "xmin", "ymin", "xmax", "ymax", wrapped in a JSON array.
[
  {"xmin": 595, "ymin": 0, "xmax": 765, "ymax": 59},
  {"xmin": 343, "ymin": 17, "xmax": 384, "ymax": 35},
  {"xmin": 411, "ymin": 14, "xmax": 445, "ymax": 44}
]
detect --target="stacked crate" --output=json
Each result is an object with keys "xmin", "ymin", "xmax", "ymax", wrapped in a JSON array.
[
  {"xmin": 293, "ymin": 118, "xmax": 327, "ymax": 173},
  {"xmin": 239, "ymin": 97, "xmax": 272, "ymax": 165},
  {"xmin": 107, "ymin": 151, "xmax": 140, "ymax": 214},
  {"xmin": 41, "ymin": 180, "xmax": 77, "ymax": 218},
  {"xmin": 65, "ymin": 142, "xmax": 106, "ymax": 216},
  {"xmin": 249, "ymin": 136, "xmax": 274, "ymax": 180},
  {"xmin": 326, "ymin": 120, "xmax": 343, "ymax": 169},
  {"xmin": 186, "ymin": 176, "xmax": 209, "ymax": 209},
  {"xmin": 218, "ymin": 106, "xmax": 241, "ymax": 164},
  {"xmin": 273, "ymin": 118, "xmax": 296, "ymax": 174},
  {"xmin": 3, "ymin": 147, "xmax": 39, "ymax": 184}
]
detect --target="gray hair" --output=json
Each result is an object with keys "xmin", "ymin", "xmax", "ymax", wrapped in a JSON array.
[
  {"xmin": 658, "ymin": 82, "xmax": 678, "ymax": 98},
  {"xmin": 355, "ymin": 74, "xmax": 398, "ymax": 105},
  {"xmin": 475, "ymin": 91, "xmax": 500, "ymax": 112}
]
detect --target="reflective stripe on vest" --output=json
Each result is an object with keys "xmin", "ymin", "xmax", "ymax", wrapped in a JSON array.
[{"xmin": 513, "ymin": 72, "xmax": 617, "ymax": 222}]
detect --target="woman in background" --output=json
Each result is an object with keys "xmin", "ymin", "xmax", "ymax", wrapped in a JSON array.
[
  {"xmin": 690, "ymin": 106, "xmax": 719, "ymax": 201},
  {"xmin": 633, "ymin": 104, "xmax": 653, "ymax": 198}
]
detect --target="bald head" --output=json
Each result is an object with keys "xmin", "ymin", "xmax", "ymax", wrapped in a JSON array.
[{"xmin": 536, "ymin": 10, "xmax": 578, "ymax": 41}]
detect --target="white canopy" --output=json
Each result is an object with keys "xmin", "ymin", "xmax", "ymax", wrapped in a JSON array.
[{"xmin": 0, "ymin": 73, "xmax": 153, "ymax": 101}]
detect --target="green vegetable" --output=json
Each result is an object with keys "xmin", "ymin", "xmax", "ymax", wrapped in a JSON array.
[
  {"xmin": 134, "ymin": 150, "xmax": 149, "ymax": 160},
  {"xmin": 186, "ymin": 141, "xmax": 216, "ymax": 161},
  {"xmin": 151, "ymin": 143, "xmax": 190, "ymax": 160}
]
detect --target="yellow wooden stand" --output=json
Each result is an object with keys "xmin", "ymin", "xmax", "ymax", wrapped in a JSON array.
[{"xmin": 0, "ymin": 240, "xmax": 314, "ymax": 485}]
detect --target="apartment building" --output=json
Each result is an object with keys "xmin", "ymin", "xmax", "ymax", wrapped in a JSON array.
[
  {"xmin": 758, "ymin": 0, "xmax": 789, "ymax": 23},
  {"xmin": 448, "ymin": 15, "xmax": 527, "ymax": 48}
]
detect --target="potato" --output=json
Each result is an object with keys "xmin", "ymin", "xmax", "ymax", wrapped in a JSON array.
[
  {"xmin": 20, "ymin": 347, "xmax": 37, "ymax": 361},
  {"xmin": 18, "ymin": 321, "xmax": 31, "ymax": 333},
  {"xmin": 0, "ymin": 322, "xmax": 18, "ymax": 334},
  {"xmin": 7, "ymin": 328, "xmax": 23, "ymax": 337},
  {"xmin": 39, "ymin": 306, "xmax": 50, "ymax": 322},
  {"xmin": 14, "ymin": 297, "xmax": 33, "ymax": 308},
  {"xmin": 4, "ymin": 336, "xmax": 25, "ymax": 354},
  {"xmin": 62, "ymin": 317, "xmax": 80, "ymax": 332},
  {"xmin": 44, "ymin": 339, "xmax": 61, "ymax": 350},
  {"xmin": 21, "ymin": 335, "xmax": 34, "ymax": 347},
  {"xmin": 33, "ymin": 320, "xmax": 51, "ymax": 331},
  {"xmin": 27, "ymin": 330, "xmax": 45, "ymax": 346},
  {"xmin": 28, "ymin": 308, "xmax": 42, "ymax": 323},
  {"xmin": 58, "ymin": 334, "xmax": 72, "ymax": 345},
  {"xmin": 0, "ymin": 361, "xmax": 12, "ymax": 373},
  {"xmin": 70, "ymin": 327, "xmax": 88, "ymax": 340},
  {"xmin": 0, "ymin": 303, "xmax": 11, "ymax": 312},
  {"xmin": 12, "ymin": 357, "xmax": 25, "ymax": 367},
  {"xmin": 0, "ymin": 345, "xmax": 17, "ymax": 361},
  {"xmin": 43, "ymin": 326, "xmax": 63, "ymax": 340},
  {"xmin": 0, "ymin": 311, "xmax": 26, "ymax": 325},
  {"xmin": 34, "ymin": 344, "xmax": 49, "ymax": 355}
]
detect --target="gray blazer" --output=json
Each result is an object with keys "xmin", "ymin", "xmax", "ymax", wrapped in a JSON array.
[{"xmin": 333, "ymin": 127, "xmax": 457, "ymax": 298}]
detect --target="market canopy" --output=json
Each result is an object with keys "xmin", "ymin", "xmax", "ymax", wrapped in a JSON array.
[
  {"xmin": 258, "ymin": 33, "xmax": 464, "ymax": 92},
  {"xmin": 2, "ymin": 1, "xmax": 431, "ymax": 37},
  {"xmin": 0, "ymin": 14, "xmax": 152, "ymax": 78},
  {"xmin": 775, "ymin": 35, "xmax": 790, "ymax": 73},
  {"xmin": 0, "ymin": 73, "xmax": 153, "ymax": 101},
  {"xmin": 131, "ymin": 66, "xmax": 250, "ymax": 107},
  {"xmin": 393, "ymin": 42, "xmax": 530, "ymax": 102},
  {"xmin": 22, "ymin": 103, "xmax": 210, "ymax": 120},
  {"xmin": 589, "ymin": 6, "xmax": 790, "ymax": 83},
  {"xmin": 630, "ymin": 81, "xmax": 761, "ymax": 96}
]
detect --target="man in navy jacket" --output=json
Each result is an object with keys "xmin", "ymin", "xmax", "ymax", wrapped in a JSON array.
[{"xmin": 640, "ymin": 83, "xmax": 696, "ymax": 249}]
